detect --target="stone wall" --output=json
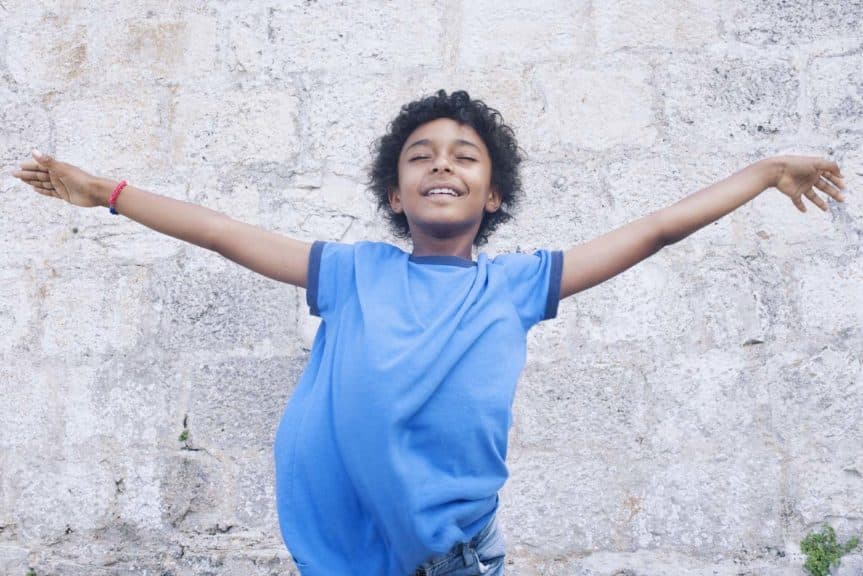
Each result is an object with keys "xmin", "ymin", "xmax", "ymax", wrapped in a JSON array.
[{"xmin": 1, "ymin": 1, "xmax": 861, "ymax": 574}]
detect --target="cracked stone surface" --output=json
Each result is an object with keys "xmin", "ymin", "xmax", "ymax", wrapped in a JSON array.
[{"xmin": 1, "ymin": 1, "xmax": 861, "ymax": 574}]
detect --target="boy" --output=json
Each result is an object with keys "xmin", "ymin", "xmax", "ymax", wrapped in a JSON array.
[{"xmin": 13, "ymin": 90, "xmax": 846, "ymax": 575}]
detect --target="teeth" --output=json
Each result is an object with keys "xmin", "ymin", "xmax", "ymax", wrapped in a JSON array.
[{"xmin": 427, "ymin": 188, "xmax": 458, "ymax": 196}]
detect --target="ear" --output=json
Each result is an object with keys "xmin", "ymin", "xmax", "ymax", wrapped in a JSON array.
[
  {"xmin": 388, "ymin": 186, "xmax": 403, "ymax": 214},
  {"xmin": 484, "ymin": 186, "xmax": 502, "ymax": 213}
]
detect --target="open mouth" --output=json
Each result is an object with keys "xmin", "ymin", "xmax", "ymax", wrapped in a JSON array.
[{"xmin": 424, "ymin": 187, "xmax": 462, "ymax": 197}]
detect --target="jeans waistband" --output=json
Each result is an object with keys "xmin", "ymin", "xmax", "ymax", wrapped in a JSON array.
[{"xmin": 413, "ymin": 513, "xmax": 498, "ymax": 576}]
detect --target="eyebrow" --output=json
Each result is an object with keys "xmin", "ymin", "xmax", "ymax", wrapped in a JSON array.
[{"xmin": 404, "ymin": 138, "xmax": 482, "ymax": 152}]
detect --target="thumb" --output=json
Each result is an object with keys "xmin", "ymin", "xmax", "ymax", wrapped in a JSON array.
[{"xmin": 32, "ymin": 149, "xmax": 54, "ymax": 168}]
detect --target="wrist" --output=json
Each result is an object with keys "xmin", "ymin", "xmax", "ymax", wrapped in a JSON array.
[
  {"xmin": 758, "ymin": 157, "xmax": 784, "ymax": 189},
  {"xmin": 90, "ymin": 177, "xmax": 118, "ymax": 208}
]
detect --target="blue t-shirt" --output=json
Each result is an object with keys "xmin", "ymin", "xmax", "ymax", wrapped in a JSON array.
[{"xmin": 274, "ymin": 241, "xmax": 563, "ymax": 575}]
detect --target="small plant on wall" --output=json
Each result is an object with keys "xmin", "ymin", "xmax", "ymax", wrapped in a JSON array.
[{"xmin": 800, "ymin": 524, "xmax": 860, "ymax": 576}]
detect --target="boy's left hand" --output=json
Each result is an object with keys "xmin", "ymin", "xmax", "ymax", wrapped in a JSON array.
[{"xmin": 772, "ymin": 155, "xmax": 846, "ymax": 212}]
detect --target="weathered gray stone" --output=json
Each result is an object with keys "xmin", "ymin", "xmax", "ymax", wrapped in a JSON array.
[
  {"xmin": 160, "ymin": 452, "xmax": 233, "ymax": 533},
  {"xmin": 836, "ymin": 553, "xmax": 863, "ymax": 576},
  {"xmin": 170, "ymin": 86, "xmax": 302, "ymax": 169},
  {"xmin": 1, "ymin": 2, "xmax": 861, "ymax": 573},
  {"xmin": 530, "ymin": 59, "xmax": 657, "ymax": 154},
  {"xmin": 0, "ymin": 544, "xmax": 29, "ymax": 575},
  {"xmin": 459, "ymin": 0, "xmax": 594, "ymax": 68},
  {"xmin": 235, "ymin": 450, "xmax": 279, "ymax": 535},
  {"xmin": 809, "ymin": 53, "xmax": 863, "ymax": 135},
  {"xmin": 186, "ymin": 356, "xmax": 305, "ymax": 451},
  {"xmin": 268, "ymin": 1, "xmax": 445, "ymax": 74},
  {"xmin": 142, "ymin": 250, "xmax": 302, "ymax": 355},
  {"xmin": 765, "ymin": 346, "xmax": 863, "ymax": 525},
  {"xmin": 657, "ymin": 53, "xmax": 800, "ymax": 154},
  {"xmin": 730, "ymin": 0, "xmax": 863, "ymax": 46},
  {"xmin": 594, "ymin": 1, "xmax": 722, "ymax": 53}
]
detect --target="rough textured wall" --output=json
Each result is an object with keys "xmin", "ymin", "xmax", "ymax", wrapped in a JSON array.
[{"xmin": 1, "ymin": 1, "xmax": 862, "ymax": 575}]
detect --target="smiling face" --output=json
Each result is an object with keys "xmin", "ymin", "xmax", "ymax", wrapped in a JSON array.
[{"xmin": 388, "ymin": 118, "xmax": 501, "ymax": 251}]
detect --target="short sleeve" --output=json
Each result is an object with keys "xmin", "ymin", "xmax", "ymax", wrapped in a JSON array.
[
  {"xmin": 495, "ymin": 249, "xmax": 563, "ymax": 329},
  {"xmin": 306, "ymin": 241, "xmax": 356, "ymax": 318}
]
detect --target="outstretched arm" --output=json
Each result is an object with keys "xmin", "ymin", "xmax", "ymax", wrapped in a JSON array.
[
  {"xmin": 13, "ymin": 151, "xmax": 311, "ymax": 288},
  {"xmin": 559, "ymin": 156, "xmax": 846, "ymax": 299}
]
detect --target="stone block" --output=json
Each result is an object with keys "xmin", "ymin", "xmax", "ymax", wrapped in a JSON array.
[
  {"xmin": 8, "ymin": 445, "xmax": 117, "ymax": 542},
  {"xmin": 558, "ymin": 253, "xmax": 700, "ymax": 355},
  {"xmin": 786, "ymin": 258, "xmax": 863, "ymax": 339},
  {"xmin": 514, "ymin": 360, "xmax": 650, "ymax": 451},
  {"xmin": 486, "ymin": 157, "xmax": 614, "ymax": 255},
  {"xmin": 501, "ymin": 448, "xmax": 635, "ymax": 555},
  {"xmin": 51, "ymin": 84, "xmax": 167, "ymax": 176},
  {"xmin": 0, "ymin": 93, "xmax": 50, "ymax": 169},
  {"xmin": 235, "ymin": 451, "xmax": 279, "ymax": 535},
  {"xmin": 0, "ymin": 273, "xmax": 37, "ymax": 355},
  {"xmin": 657, "ymin": 53, "xmax": 800, "ymax": 154},
  {"xmin": 170, "ymin": 87, "xmax": 301, "ymax": 168},
  {"xmin": 186, "ymin": 356, "xmax": 306, "ymax": 451},
  {"xmin": 530, "ymin": 60, "xmax": 657, "ymax": 153},
  {"xmin": 730, "ymin": 0, "xmax": 863, "ymax": 46},
  {"xmin": 459, "ymin": 0, "xmax": 594, "ymax": 68},
  {"xmin": 171, "ymin": 548, "xmax": 298, "ymax": 576},
  {"xmin": 301, "ymin": 69, "xmax": 537, "ymax": 179},
  {"xmin": 0, "ymin": 362, "xmax": 67, "ymax": 449},
  {"xmin": 300, "ymin": 73, "xmax": 437, "ymax": 176},
  {"xmin": 3, "ymin": 3, "xmax": 218, "ymax": 92},
  {"xmin": 633, "ymin": 350, "xmax": 784, "ymax": 551},
  {"xmin": 3, "ymin": 5, "xmax": 94, "ymax": 94},
  {"xmin": 223, "ymin": 5, "xmax": 276, "ymax": 79},
  {"xmin": 65, "ymin": 352, "xmax": 186, "ymax": 449},
  {"xmin": 0, "ymin": 545, "xmax": 29, "ymax": 576},
  {"xmin": 101, "ymin": 8, "xmax": 219, "ymax": 85},
  {"xmin": 113, "ymin": 451, "xmax": 167, "ymax": 532},
  {"xmin": 37, "ymin": 266, "xmax": 146, "ymax": 361},
  {"xmin": 765, "ymin": 347, "xmax": 863, "ymax": 524},
  {"xmin": 142, "ymin": 250, "xmax": 302, "ymax": 355},
  {"xmin": 268, "ymin": 1, "xmax": 444, "ymax": 74},
  {"xmin": 809, "ymin": 54, "xmax": 863, "ymax": 134},
  {"xmin": 594, "ymin": 1, "xmax": 721, "ymax": 53},
  {"xmin": 160, "ymin": 452, "xmax": 232, "ymax": 533},
  {"xmin": 837, "ymin": 554, "xmax": 863, "ymax": 576}
]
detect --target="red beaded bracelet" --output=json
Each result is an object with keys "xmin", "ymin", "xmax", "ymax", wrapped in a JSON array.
[{"xmin": 109, "ymin": 180, "xmax": 127, "ymax": 214}]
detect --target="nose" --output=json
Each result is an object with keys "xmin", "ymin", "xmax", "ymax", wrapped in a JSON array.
[{"xmin": 431, "ymin": 155, "xmax": 452, "ymax": 173}]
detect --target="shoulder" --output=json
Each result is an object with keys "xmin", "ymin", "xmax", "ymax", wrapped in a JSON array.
[
  {"xmin": 315, "ymin": 240, "xmax": 405, "ymax": 260},
  {"xmin": 489, "ymin": 248, "xmax": 562, "ymax": 273}
]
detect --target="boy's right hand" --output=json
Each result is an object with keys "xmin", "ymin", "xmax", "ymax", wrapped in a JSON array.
[{"xmin": 12, "ymin": 150, "xmax": 106, "ymax": 208}]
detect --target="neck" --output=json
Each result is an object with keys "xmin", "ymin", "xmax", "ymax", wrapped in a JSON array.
[{"xmin": 410, "ymin": 233, "xmax": 474, "ymax": 260}]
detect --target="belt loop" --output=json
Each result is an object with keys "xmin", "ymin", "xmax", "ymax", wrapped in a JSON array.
[{"xmin": 460, "ymin": 542, "xmax": 472, "ymax": 566}]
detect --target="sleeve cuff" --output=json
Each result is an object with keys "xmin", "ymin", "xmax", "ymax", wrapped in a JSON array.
[
  {"xmin": 306, "ymin": 240, "xmax": 326, "ymax": 316},
  {"xmin": 543, "ymin": 250, "xmax": 564, "ymax": 320}
]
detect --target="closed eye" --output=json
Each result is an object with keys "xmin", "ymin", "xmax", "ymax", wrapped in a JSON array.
[
  {"xmin": 457, "ymin": 157, "xmax": 477, "ymax": 162},
  {"xmin": 409, "ymin": 156, "xmax": 430, "ymax": 161}
]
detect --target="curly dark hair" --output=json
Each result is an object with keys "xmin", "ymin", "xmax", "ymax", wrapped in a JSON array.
[{"xmin": 368, "ymin": 90, "xmax": 523, "ymax": 246}]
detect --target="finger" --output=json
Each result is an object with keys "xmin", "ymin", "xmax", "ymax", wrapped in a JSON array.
[
  {"xmin": 816, "ymin": 158, "xmax": 841, "ymax": 177},
  {"xmin": 820, "ymin": 171, "xmax": 846, "ymax": 192},
  {"xmin": 19, "ymin": 160, "xmax": 48, "ymax": 172},
  {"xmin": 804, "ymin": 189, "xmax": 828, "ymax": 211},
  {"xmin": 25, "ymin": 180, "xmax": 58, "ymax": 198},
  {"xmin": 814, "ymin": 178, "xmax": 844, "ymax": 202},
  {"xmin": 33, "ymin": 186, "xmax": 58, "ymax": 198},
  {"xmin": 792, "ymin": 195, "xmax": 807, "ymax": 212},
  {"xmin": 13, "ymin": 170, "xmax": 50, "ymax": 182},
  {"xmin": 32, "ymin": 149, "xmax": 54, "ymax": 167}
]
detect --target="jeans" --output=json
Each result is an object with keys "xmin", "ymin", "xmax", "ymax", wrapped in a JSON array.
[{"xmin": 412, "ymin": 514, "xmax": 506, "ymax": 576}]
